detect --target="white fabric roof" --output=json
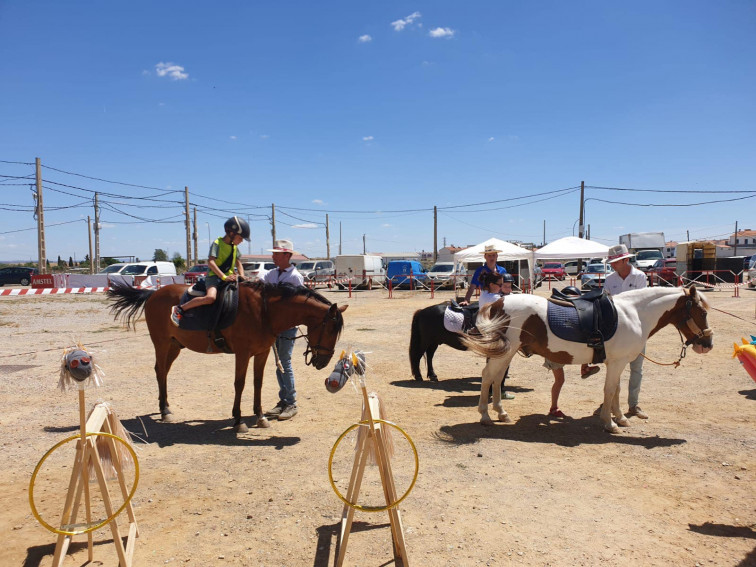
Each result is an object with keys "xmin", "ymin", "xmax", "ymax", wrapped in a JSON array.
[
  {"xmin": 453, "ymin": 238, "xmax": 532, "ymax": 263},
  {"xmin": 534, "ymin": 236, "xmax": 610, "ymax": 260}
]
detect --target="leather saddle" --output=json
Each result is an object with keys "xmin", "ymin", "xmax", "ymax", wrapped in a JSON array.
[
  {"xmin": 447, "ymin": 300, "xmax": 480, "ymax": 333},
  {"xmin": 546, "ymin": 288, "xmax": 618, "ymax": 363},
  {"xmin": 177, "ymin": 281, "xmax": 239, "ymax": 353}
]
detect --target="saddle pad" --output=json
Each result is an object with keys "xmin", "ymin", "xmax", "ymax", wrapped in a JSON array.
[
  {"xmin": 443, "ymin": 307, "xmax": 464, "ymax": 334},
  {"xmin": 177, "ymin": 286, "xmax": 239, "ymax": 332},
  {"xmin": 546, "ymin": 302, "xmax": 618, "ymax": 344}
]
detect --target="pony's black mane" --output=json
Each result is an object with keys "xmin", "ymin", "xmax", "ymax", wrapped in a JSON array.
[{"xmin": 241, "ymin": 280, "xmax": 332, "ymax": 306}]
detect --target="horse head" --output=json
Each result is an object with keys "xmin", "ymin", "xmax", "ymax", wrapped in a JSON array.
[
  {"xmin": 303, "ymin": 302, "xmax": 348, "ymax": 369},
  {"xmin": 675, "ymin": 286, "xmax": 713, "ymax": 354}
]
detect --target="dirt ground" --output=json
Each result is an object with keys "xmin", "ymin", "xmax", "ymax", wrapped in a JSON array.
[{"xmin": 1, "ymin": 284, "xmax": 755, "ymax": 567}]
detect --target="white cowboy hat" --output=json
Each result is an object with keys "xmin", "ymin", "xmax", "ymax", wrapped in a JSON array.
[
  {"xmin": 606, "ymin": 244, "xmax": 636, "ymax": 263},
  {"xmin": 483, "ymin": 244, "xmax": 503, "ymax": 255},
  {"xmin": 268, "ymin": 239, "xmax": 297, "ymax": 254}
]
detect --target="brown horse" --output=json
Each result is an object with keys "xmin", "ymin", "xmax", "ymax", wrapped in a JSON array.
[{"xmin": 107, "ymin": 280, "xmax": 347, "ymax": 432}]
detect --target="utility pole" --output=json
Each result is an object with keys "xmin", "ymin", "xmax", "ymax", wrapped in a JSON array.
[
  {"xmin": 363, "ymin": 234, "xmax": 366, "ymax": 254},
  {"xmin": 35, "ymin": 158, "xmax": 47, "ymax": 274},
  {"xmin": 339, "ymin": 222, "xmax": 342, "ymax": 255},
  {"xmin": 271, "ymin": 204, "xmax": 276, "ymax": 247},
  {"xmin": 247, "ymin": 215, "xmax": 251, "ymax": 255},
  {"xmin": 94, "ymin": 192, "xmax": 101, "ymax": 272},
  {"xmin": 542, "ymin": 220, "xmax": 546, "ymax": 247},
  {"xmin": 687, "ymin": 230, "xmax": 690, "ymax": 241},
  {"xmin": 192, "ymin": 207, "xmax": 198, "ymax": 264},
  {"xmin": 734, "ymin": 221, "xmax": 738, "ymax": 256},
  {"xmin": 326, "ymin": 214, "xmax": 330, "ymax": 259},
  {"xmin": 577, "ymin": 181, "xmax": 585, "ymax": 273},
  {"xmin": 87, "ymin": 216, "xmax": 93, "ymax": 274},
  {"xmin": 184, "ymin": 187, "xmax": 191, "ymax": 267},
  {"xmin": 433, "ymin": 206, "xmax": 438, "ymax": 262}
]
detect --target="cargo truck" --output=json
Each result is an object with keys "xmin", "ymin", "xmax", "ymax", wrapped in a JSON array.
[{"xmin": 618, "ymin": 232, "xmax": 665, "ymax": 271}]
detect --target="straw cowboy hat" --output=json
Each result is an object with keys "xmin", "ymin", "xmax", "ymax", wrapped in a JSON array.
[
  {"xmin": 483, "ymin": 244, "xmax": 503, "ymax": 255},
  {"xmin": 606, "ymin": 244, "xmax": 635, "ymax": 263},
  {"xmin": 268, "ymin": 239, "xmax": 297, "ymax": 254}
]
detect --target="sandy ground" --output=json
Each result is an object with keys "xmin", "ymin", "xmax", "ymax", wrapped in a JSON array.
[{"xmin": 1, "ymin": 284, "xmax": 755, "ymax": 567}]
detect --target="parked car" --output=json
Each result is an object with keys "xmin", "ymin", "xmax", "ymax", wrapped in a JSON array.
[
  {"xmin": 580, "ymin": 263, "xmax": 614, "ymax": 291},
  {"xmin": 563, "ymin": 261, "xmax": 580, "ymax": 276},
  {"xmin": 184, "ymin": 263, "xmax": 209, "ymax": 284},
  {"xmin": 541, "ymin": 262, "xmax": 566, "ymax": 281},
  {"xmin": 426, "ymin": 262, "xmax": 467, "ymax": 289},
  {"xmin": 634, "ymin": 249, "xmax": 665, "ymax": 272},
  {"xmin": 647, "ymin": 258, "xmax": 677, "ymax": 286},
  {"xmin": 99, "ymin": 261, "xmax": 177, "ymax": 276},
  {"xmin": 387, "ymin": 260, "xmax": 428, "ymax": 289},
  {"xmin": 0, "ymin": 266, "xmax": 38, "ymax": 286},
  {"xmin": 242, "ymin": 261, "xmax": 276, "ymax": 281},
  {"xmin": 296, "ymin": 260, "xmax": 335, "ymax": 284}
]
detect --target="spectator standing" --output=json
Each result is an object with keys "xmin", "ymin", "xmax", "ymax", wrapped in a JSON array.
[{"xmin": 460, "ymin": 244, "xmax": 508, "ymax": 306}]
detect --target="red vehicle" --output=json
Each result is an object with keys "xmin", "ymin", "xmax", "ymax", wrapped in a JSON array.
[
  {"xmin": 184, "ymin": 263, "xmax": 209, "ymax": 284},
  {"xmin": 647, "ymin": 258, "xmax": 677, "ymax": 286},
  {"xmin": 541, "ymin": 262, "xmax": 566, "ymax": 281}
]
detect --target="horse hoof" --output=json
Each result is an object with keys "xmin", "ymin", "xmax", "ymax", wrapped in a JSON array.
[
  {"xmin": 616, "ymin": 417, "xmax": 630, "ymax": 427},
  {"xmin": 428, "ymin": 375, "xmax": 438, "ymax": 382},
  {"xmin": 413, "ymin": 375, "xmax": 424, "ymax": 381},
  {"xmin": 235, "ymin": 422, "xmax": 249, "ymax": 433},
  {"xmin": 498, "ymin": 414, "xmax": 512, "ymax": 424},
  {"xmin": 161, "ymin": 413, "xmax": 174, "ymax": 423},
  {"xmin": 603, "ymin": 423, "xmax": 621, "ymax": 434},
  {"xmin": 256, "ymin": 417, "xmax": 271, "ymax": 429},
  {"xmin": 480, "ymin": 417, "xmax": 494, "ymax": 426}
]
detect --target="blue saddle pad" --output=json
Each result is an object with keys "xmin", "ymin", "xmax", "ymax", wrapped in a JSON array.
[
  {"xmin": 177, "ymin": 285, "xmax": 239, "ymax": 332},
  {"xmin": 546, "ymin": 301, "xmax": 618, "ymax": 344}
]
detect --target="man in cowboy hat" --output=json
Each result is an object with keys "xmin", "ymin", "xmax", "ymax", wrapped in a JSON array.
[
  {"xmin": 263, "ymin": 239, "xmax": 305, "ymax": 421},
  {"xmin": 460, "ymin": 244, "xmax": 509, "ymax": 306},
  {"xmin": 603, "ymin": 243, "xmax": 649, "ymax": 419}
]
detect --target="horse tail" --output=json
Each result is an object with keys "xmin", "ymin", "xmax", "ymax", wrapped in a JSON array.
[
  {"xmin": 409, "ymin": 309, "xmax": 423, "ymax": 363},
  {"xmin": 106, "ymin": 280, "xmax": 155, "ymax": 330},
  {"xmin": 459, "ymin": 304, "xmax": 512, "ymax": 358}
]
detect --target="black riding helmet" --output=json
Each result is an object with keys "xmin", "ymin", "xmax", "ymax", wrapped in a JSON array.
[
  {"xmin": 224, "ymin": 216, "xmax": 251, "ymax": 241},
  {"xmin": 501, "ymin": 273, "xmax": 515, "ymax": 283}
]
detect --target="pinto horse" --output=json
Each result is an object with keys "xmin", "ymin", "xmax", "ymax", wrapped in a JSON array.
[
  {"xmin": 460, "ymin": 287, "xmax": 713, "ymax": 433},
  {"xmin": 107, "ymin": 280, "xmax": 347, "ymax": 432}
]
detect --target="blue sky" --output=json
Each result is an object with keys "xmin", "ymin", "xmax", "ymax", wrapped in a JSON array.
[{"xmin": 1, "ymin": 1, "xmax": 755, "ymax": 263}]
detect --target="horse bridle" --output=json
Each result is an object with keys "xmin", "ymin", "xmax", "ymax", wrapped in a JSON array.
[
  {"xmin": 676, "ymin": 296, "xmax": 713, "ymax": 347},
  {"xmin": 299, "ymin": 304, "xmax": 339, "ymax": 366}
]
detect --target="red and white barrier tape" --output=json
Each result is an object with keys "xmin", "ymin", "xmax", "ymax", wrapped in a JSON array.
[{"xmin": 0, "ymin": 287, "xmax": 110, "ymax": 297}]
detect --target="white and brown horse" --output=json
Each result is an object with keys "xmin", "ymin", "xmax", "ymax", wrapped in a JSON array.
[{"xmin": 460, "ymin": 287, "xmax": 713, "ymax": 432}]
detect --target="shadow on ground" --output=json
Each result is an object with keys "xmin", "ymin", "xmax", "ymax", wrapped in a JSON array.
[
  {"xmin": 116, "ymin": 414, "xmax": 300, "ymax": 449},
  {"xmin": 434, "ymin": 412, "xmax": 688, "ymax": 449}
]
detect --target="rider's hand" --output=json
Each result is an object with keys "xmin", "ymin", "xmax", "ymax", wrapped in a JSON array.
[
  {"xmin": 226, "ymin": 274, "xmax": 237, "ymax": 282},
  {"xmin": 458, "ymin": 300, "xmax": 469, "ymax": 306}
]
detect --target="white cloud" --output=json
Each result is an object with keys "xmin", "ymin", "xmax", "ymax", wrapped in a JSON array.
[
  {"xmin": 260, "ymin": 134, "xmax": 270, "ymax": 140},
  {"xmin": 358, "ymin": 34, "xmax": 372, "ymax": 43},
  {"xmin": 428, "ymin": 27, "xmax": 455, "ymax": 39},
  {"xmin": 488, "ymin": 137, "xmax": 495, "ymax": 142},
  {"xmin": 391, "ymin": 11, "xmax": 421, "ymax": 31},
  {"xmin": 363, "ymin": 136, "xmax": 374, "ymax": 142},
  {"xmin": 312, "ymin": 199, "xmax": 324, "ymax": 205},
  {"xmin": 229, "ymin": 135, "xmax": 237, "ymax": 141},
  {"xmin": 382, "ymin": 223, "xmax": 391, "ymax": 228},
  {"xmin": 155, "ymin": 62, "xmax": 189, "ymax": 80},
  {"xmin": 292, "ymin": 223, "xmax": 319, "ymax": 229}
]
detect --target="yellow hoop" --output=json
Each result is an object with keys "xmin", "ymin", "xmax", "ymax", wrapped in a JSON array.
[
  {"xmin": 328, "ymin": 419, "xmax": 418, "ymax": 513},
  {"xmin": 29, "ymin": 432, "xmax": 140, "ymax": 536}
]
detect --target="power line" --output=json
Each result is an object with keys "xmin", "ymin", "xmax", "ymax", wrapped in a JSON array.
[{"xmin": 585, "ymin": 194, "xmax": 756, "ymax": 207}]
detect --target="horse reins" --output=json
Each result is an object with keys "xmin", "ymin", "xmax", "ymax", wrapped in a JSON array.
[
  {"xmin": 300, "ymin": 304, "xmax": 338, "ymax": 366},
  {"xmin": 642, "ymin": 296, "xmax": 713, "ymax": 368}
]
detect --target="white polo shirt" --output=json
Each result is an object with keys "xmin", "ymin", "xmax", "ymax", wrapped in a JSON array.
[{"xmin": 604, "ymin": 265, "xmax": 647, "ymax": 296}]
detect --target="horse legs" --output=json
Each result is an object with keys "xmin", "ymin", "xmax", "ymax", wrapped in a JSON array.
[
  {"xmin": 425, "ymin": 344, "xmax": 439, "ymax": 381},
  {"xmin": 600, "ymin": 364, "xmax": 629, "ymax": 433},
  {"xmin": 232, "ymin": 352, "xmax": 254, "ymax": 433},
  {"xmin": 479, "ymin": 356, "xmax": 512, "ymax": 425},
  {"xmin": 154, "ymin": 340, "xmax": 182, "ymax": 422},
  {"xmin": 251, "ymin": 352, "xmax": 271, "ymax": 429}
]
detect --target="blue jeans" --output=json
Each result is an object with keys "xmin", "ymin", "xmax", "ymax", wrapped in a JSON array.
[
  {"xmin": 275, "ymin": 327, "xmax": 298, "ymax": 406},
  {"xmin": 627, "ymin": 350, "xmax": 645, "ymax": 408}
]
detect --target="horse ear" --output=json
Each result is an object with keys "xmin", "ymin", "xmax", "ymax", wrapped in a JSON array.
[
  {"xmin": 338, "ymin": 304, "xmax": 348, "ymax": 313},
  {"xmin": 688, "ymin": 286, "xmax": 698, "ymax": 299}
]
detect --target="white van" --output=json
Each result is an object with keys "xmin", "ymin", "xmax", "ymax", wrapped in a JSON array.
[
  {"xmin": 334, "ymin": 254, "xmax": 385, "ymax": 289},
  {"xmin": 99, "ymin": 261, "xmax": 177, "ymax": 277}
]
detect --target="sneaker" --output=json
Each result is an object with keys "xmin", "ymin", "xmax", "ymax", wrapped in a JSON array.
[
  {"xmin": 625, "ymin": 406, "xmax": 649, "ymax": 419},
  {"xmin": 581, "ymin": 365, "xmax": 600, "ymax": 379},
  {"xmin": 264, "ymin": 401, "xmax": 286, "ymax": 418},
  {"xmin": 549, "ymin": 407, "xmax": 566, "ymax": 418},
  {"xmin": 278, "ymin": 404, "xmax": 298, "ymax": 421},
  {"xmin": 170, "ymin": 305, "xmax": 183, "ymax": 327},
  {"xmin": 501, "ymin": 391, "xmax": 515, "ymax": 400}
]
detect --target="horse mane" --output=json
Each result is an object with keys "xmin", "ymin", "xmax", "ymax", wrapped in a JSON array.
[{"xmin": 240, "ymin": 280, "xmax": 333, "ymax": 306}]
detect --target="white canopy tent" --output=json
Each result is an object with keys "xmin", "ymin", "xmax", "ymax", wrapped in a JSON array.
[
  {"xmin": 534, "ymin": 236, "xmax": 610, "ymax": 260},
  {"xmin": 453, "ymin": 238, "xmax": 533, "ymax": 288}
]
